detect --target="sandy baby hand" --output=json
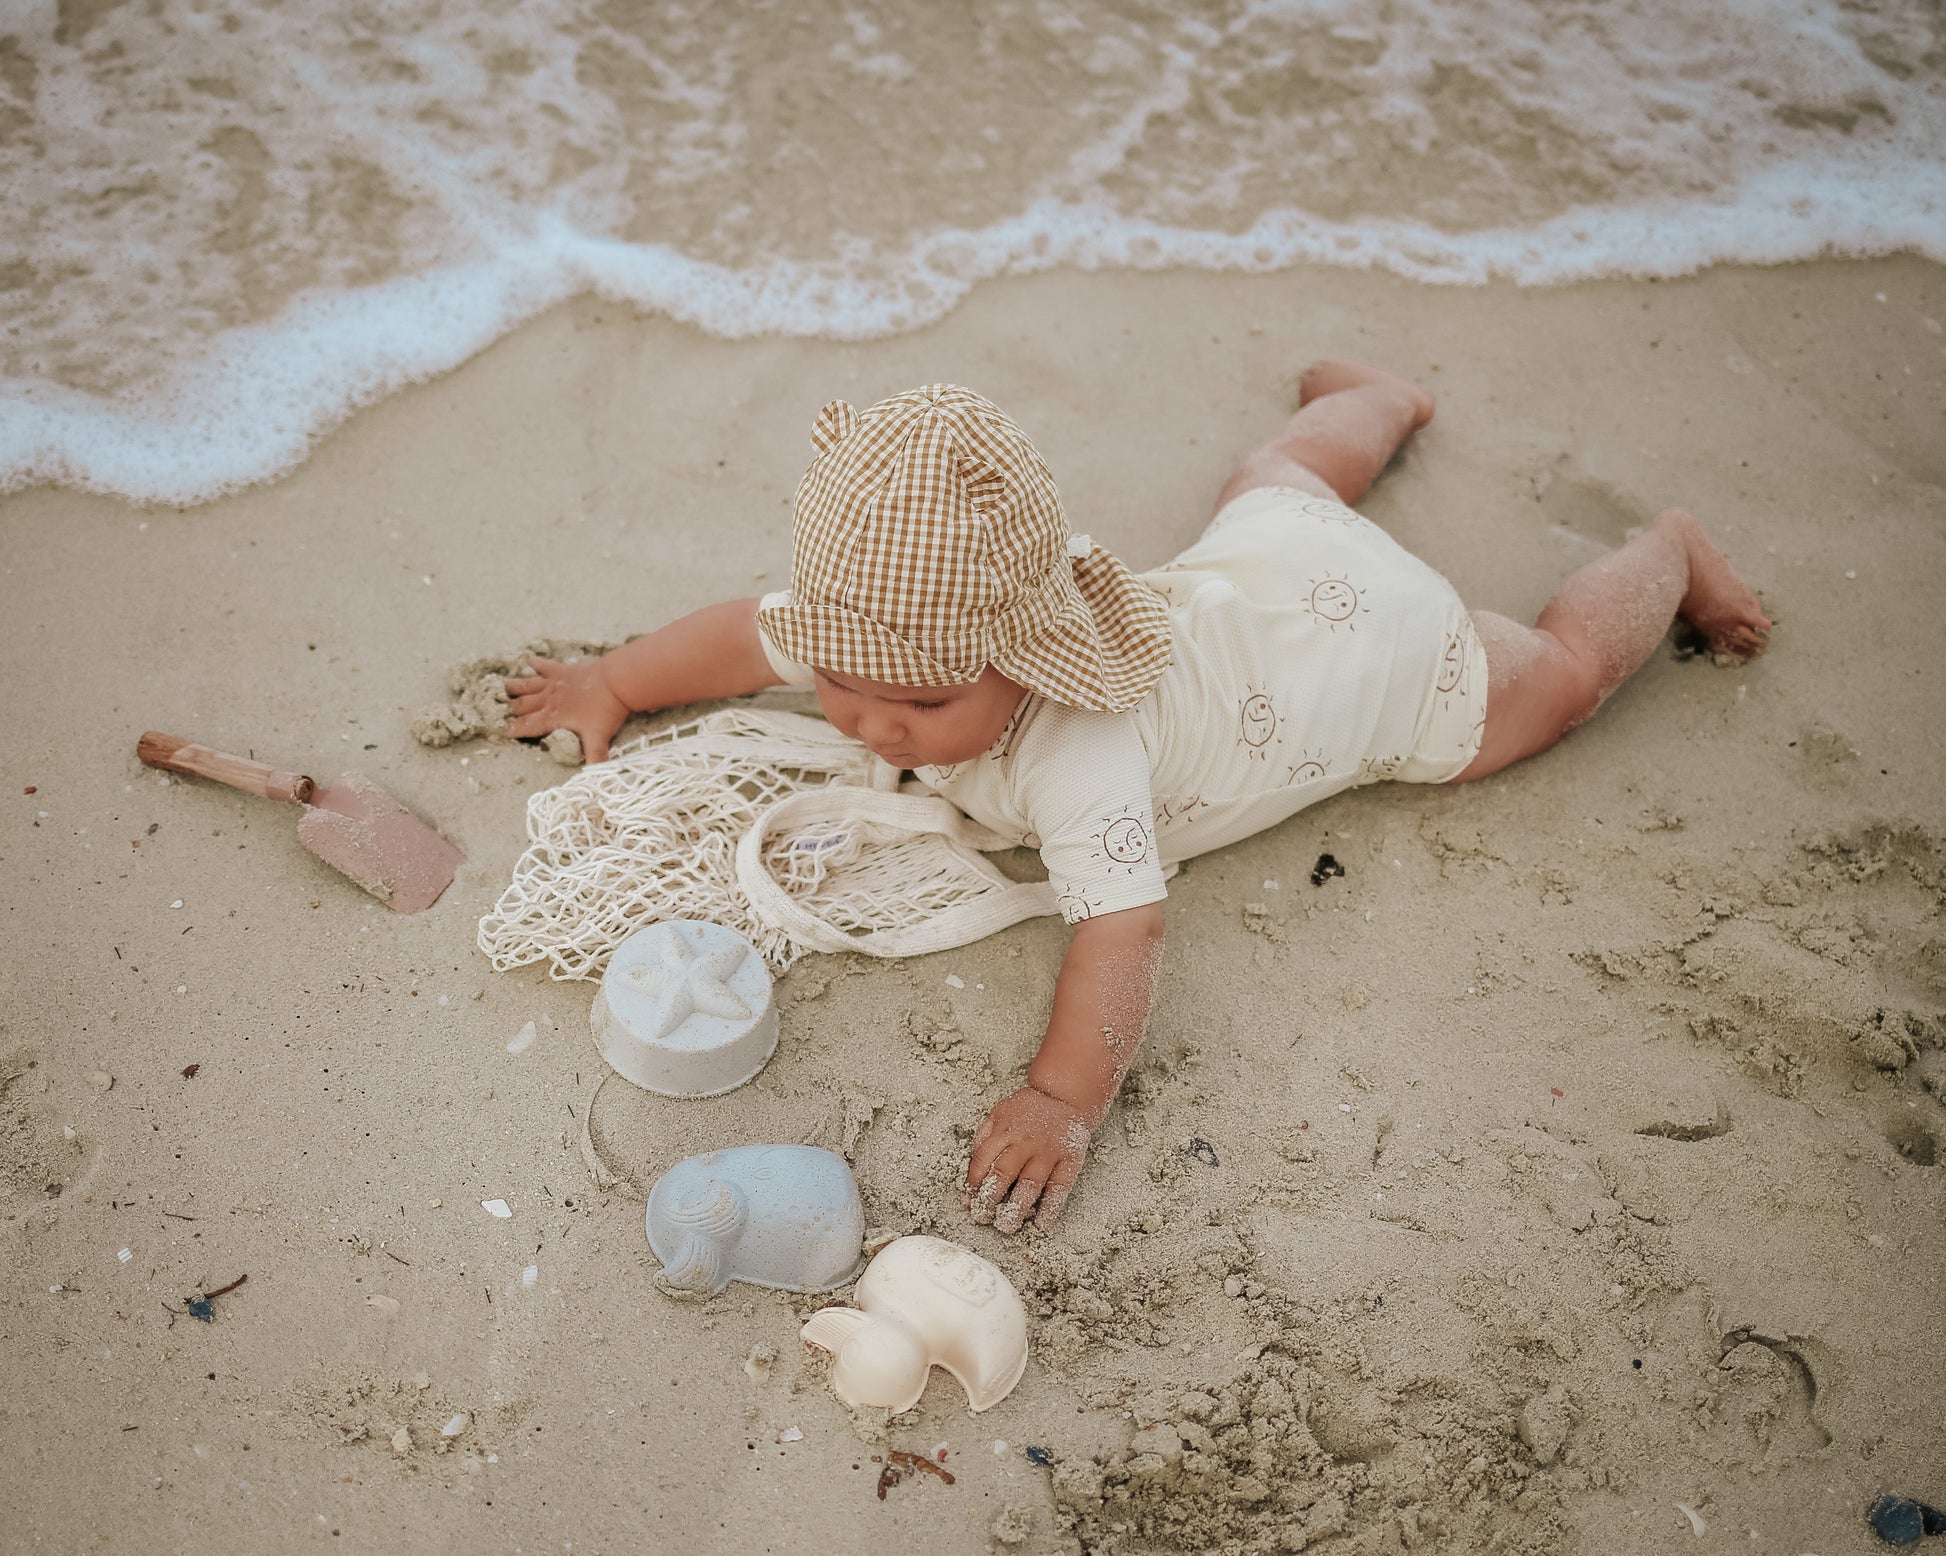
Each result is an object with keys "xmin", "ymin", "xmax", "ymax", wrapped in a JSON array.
[
  {"xmin": 964, "ymin": 1085, "xmax": 1092, "ymax": 1234},
  {"xmin": 504, "ymin": 656, "xmax": 629, "ymax": 762}
]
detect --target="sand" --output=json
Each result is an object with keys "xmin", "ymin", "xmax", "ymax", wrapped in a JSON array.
[{"xmin": 4, "ymin": 257, "xmax": 1944, "ymax": 1554}]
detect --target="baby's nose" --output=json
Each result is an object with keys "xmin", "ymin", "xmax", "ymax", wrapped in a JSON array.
[{"xmin": 856, "ymin": 708, "xmax": 905, "ymax": 749}]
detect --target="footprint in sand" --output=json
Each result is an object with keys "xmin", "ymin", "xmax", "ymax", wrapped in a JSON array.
[
  {"xmin": 1526, "ymin": 455, "xmax": 1644, "ymax": 548},
  {"xmin": 1699, "ymin": 1331, "xmax": 1833, "ymax": 1471}
]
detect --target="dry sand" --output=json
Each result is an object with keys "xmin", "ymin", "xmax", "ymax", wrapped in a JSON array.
[{"xmin": 4, "ymin": 257, "xmax": 1944, "ymax": 1554}]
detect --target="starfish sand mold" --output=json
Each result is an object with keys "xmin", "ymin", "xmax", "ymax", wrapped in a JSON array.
[{"xmin": 621, "ymin": 931, "xmax": 754, "ymax": 1042}]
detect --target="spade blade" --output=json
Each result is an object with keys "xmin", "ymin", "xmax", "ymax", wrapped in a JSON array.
[{"xmin": 297, "ymin": 773, "xmax": 464, "ymax": 913}]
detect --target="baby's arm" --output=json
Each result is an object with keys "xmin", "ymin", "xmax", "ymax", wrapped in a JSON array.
[
  {"xmin": 504, "ymin": 598, "xmax": 779, "ymax": 761},
  {"xmin": 963, "ymin": 900, "xmax": 1165, "ymax": 1233}
]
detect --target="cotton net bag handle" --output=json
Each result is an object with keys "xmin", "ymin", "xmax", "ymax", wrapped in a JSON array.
[{"xmin": 736, "ymin": 785, "xmax": 1058, "ymax": 958}]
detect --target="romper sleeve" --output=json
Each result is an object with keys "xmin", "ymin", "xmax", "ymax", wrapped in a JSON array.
[
  {"xmin": 755, "ymin": 590, "xmax": 818, "ymax": 689},
  {"xmin": 1010, "ymin": 705, "xmax": 1167, "ymax": 925}
]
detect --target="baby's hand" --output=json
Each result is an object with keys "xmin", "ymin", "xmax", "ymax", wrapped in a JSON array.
[
  {"xmin": 963, "ymin": 1085, "xmax": 1092, "ymax": 1234},
  {"xmin": 504, "ymin": 656, "xmax": 630, "ymax": 763}
]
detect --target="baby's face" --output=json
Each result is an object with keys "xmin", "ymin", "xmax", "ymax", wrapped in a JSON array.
[{"xmin": 812, "ymin": 664, "xmax": 1026, "ymax": 770}]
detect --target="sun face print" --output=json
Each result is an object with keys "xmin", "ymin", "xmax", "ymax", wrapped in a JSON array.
[
  {"xmin": 1305, "ymin": 570, "xmax": 1369, "ymax": 631},
  {"xmin": 1436, "ymin": 627, "xmax": 1472, "ymax": 710},
  {"xmin": 1237, "ymin": 686, "xmax": 1280, "ymax": 759},
  {"xmin": 1284, "ymin": 749, "xmax": 1329, "ymax": 786},
  {"xmin": 1056, "ymin": 889, "xmax": 1100, "ymax": 924},
  {"xmin": 985, "ymin": 699, "xmax": 1026, "ymax": 764},
  {"xmin": 1088, "ymin": 807, "xmax": 1155, "ymax": 877},
  {"xmin": 1294, "ymin": 495, "xmax": 1363, "ymax": 527},
  {"xmin": 1358, "ymin": 752, "xmax": 1407, "ymax": 782},
  {"xmin": 1155, "ymin": 793, "xmax": 1210, "ymax": 830}
]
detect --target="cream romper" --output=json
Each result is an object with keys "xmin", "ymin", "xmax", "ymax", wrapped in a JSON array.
[{"xmin": 759, "ymin": 484, "xmax": 1487, "ymax": 924}]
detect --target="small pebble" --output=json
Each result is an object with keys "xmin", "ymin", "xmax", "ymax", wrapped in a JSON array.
[
  {"xmin": 169, "ymin": 899, "xmax": 183, "ymax": 909},
  {"xmin": 520, "ymin": 1265, "xmax": 538, "ymax": 1289},
  {"xmin": 441, "ymin": 1413, "xmax": 470, "ymax": 1439},
  {"xmin": 88, "ymin": 1071, "xmax": 114, "ymax": 1093},
  {"xmin": 776, "ymin": 1425, "xmax": 803, "ymax": 1443},
  {"xmin": 1869, "ymin": 1493, "xmax": 1946, "ymax": 1543},
  {"xmin": 945, "ymin": 974, "xmax": 965, "ymax": 989},
  {"xmin": 482, "ymin": 1199, "xmax": 512, "ymax": 1218},
  {"xmin": 507, "ymin": 1021, "xmax": 537, "ymax": 1055},
  {"xmin": 117, "ymin": 1248, "xmax": 132, "ymax": 1263},
  {"xmin": 391, "ymin": 1426, "xmax": 412, "ymax": 1454},
  {"xmin": 367, "ymin": 1294, "xmax": 401, "ymax": 1315}
]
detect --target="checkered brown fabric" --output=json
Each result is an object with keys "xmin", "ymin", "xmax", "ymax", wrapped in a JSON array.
[{"xmin": 758, "ymin": 385, "xmax": 1172, "ymax": 714}]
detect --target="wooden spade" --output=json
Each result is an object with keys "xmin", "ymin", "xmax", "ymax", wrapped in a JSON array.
[{"xmin": 137, "ymin": 732, "xmax": 464, "ymax": 912}]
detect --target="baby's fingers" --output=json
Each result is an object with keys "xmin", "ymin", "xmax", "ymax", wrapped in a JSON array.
[
  {"xmin": 505, "ymin": 711, "xmax": 558, "ymax": 739},
  {"xmin": 993, "ymin": 1164, "xmax": 1050, "ymax": 1236},
  {"xmin": 1033, "ymin": 1160, "xmax": 1083, "ymax": 1229},
  {"xmin": 963, "ymin": 1117, "xmax": 1004, "ymax": 1197},
  {"xmin": 968, "ymin": 1145, "xmax": 1027, "ymax": 1225}
]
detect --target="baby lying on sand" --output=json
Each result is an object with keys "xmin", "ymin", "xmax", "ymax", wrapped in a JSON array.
[{"xmin": 508, "ymin": 363, "xmax": 1770, "ymax": 1233}]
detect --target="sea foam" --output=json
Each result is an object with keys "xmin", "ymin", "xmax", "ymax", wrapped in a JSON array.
[{"xmin": 1, "ymin": 0, "xmax": 1941, "ymax": 505}]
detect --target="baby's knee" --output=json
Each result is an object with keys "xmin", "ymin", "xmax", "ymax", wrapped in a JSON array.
[
  {"xmin": 1481, "ymin": 620, "xmax": 1601, "ymax": 753},
  {"xmin": 1535, "ymin": 632, "xmax": 1606, "ymax": 733}
]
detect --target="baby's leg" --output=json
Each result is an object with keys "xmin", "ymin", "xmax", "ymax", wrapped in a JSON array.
[
  {"xmin": 1457, "ymin": 509, "xmax": 1771, "ymax": 781},
  {"xmin": 1214, "ymin": 359, "xmax": 1434, "ymax": 513}
]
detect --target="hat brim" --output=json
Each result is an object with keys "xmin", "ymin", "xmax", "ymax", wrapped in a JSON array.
[
  {"xmin": 758, "ymin": 599, "xmax": 979, "ymax": 690},
  {"xmin": 761, "ymin": 549, "xmax": 1172, "ymax": 714}
]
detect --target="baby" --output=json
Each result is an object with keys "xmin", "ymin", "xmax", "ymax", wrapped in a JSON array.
[{"xmin": 508, "ymin": 364, "xmax": 1770, "ymax": 1234}]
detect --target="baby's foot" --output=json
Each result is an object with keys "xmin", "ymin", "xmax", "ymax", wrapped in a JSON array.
[
  {"xmin": 1298, "ymin": 358, "xmax": 1435, "ymax": 429},
  {"xmin": 1659, "ymin": 508, "xmax": 1773, "ymax": 661}
]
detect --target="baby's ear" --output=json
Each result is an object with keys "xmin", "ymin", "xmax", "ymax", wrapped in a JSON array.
[{"xmin": 810, "ymin": 400, "xmax": 860, "ymax": 454}]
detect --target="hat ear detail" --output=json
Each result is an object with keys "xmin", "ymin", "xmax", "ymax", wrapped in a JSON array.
[
  {"xmin": 810, "ymin": 400, "xmax": 860, "ymax": 454},
  {"xmin": 958, "ymin": 455, "xmax": 1007, "ymax": 513}
]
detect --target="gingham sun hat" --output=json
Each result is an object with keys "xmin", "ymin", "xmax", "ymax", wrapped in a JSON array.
[{"xmin": 758, "ymin": 385, "xmax": 1172, "ymax": 714}]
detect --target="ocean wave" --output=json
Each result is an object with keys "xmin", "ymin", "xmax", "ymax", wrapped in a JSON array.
[{"xmin": 1, "ymin": 0, "xmax": 1941, "ymax": 505}]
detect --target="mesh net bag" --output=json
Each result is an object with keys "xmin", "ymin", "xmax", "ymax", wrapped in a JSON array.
[{"xmin": 475, "ymin": 707, "xmax": 1058, "ymax": 978}]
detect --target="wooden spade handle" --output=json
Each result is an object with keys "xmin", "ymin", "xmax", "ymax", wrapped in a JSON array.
[{"xmin": 137, "ymin": 731, "xmax": 315, "ymax": 806}]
